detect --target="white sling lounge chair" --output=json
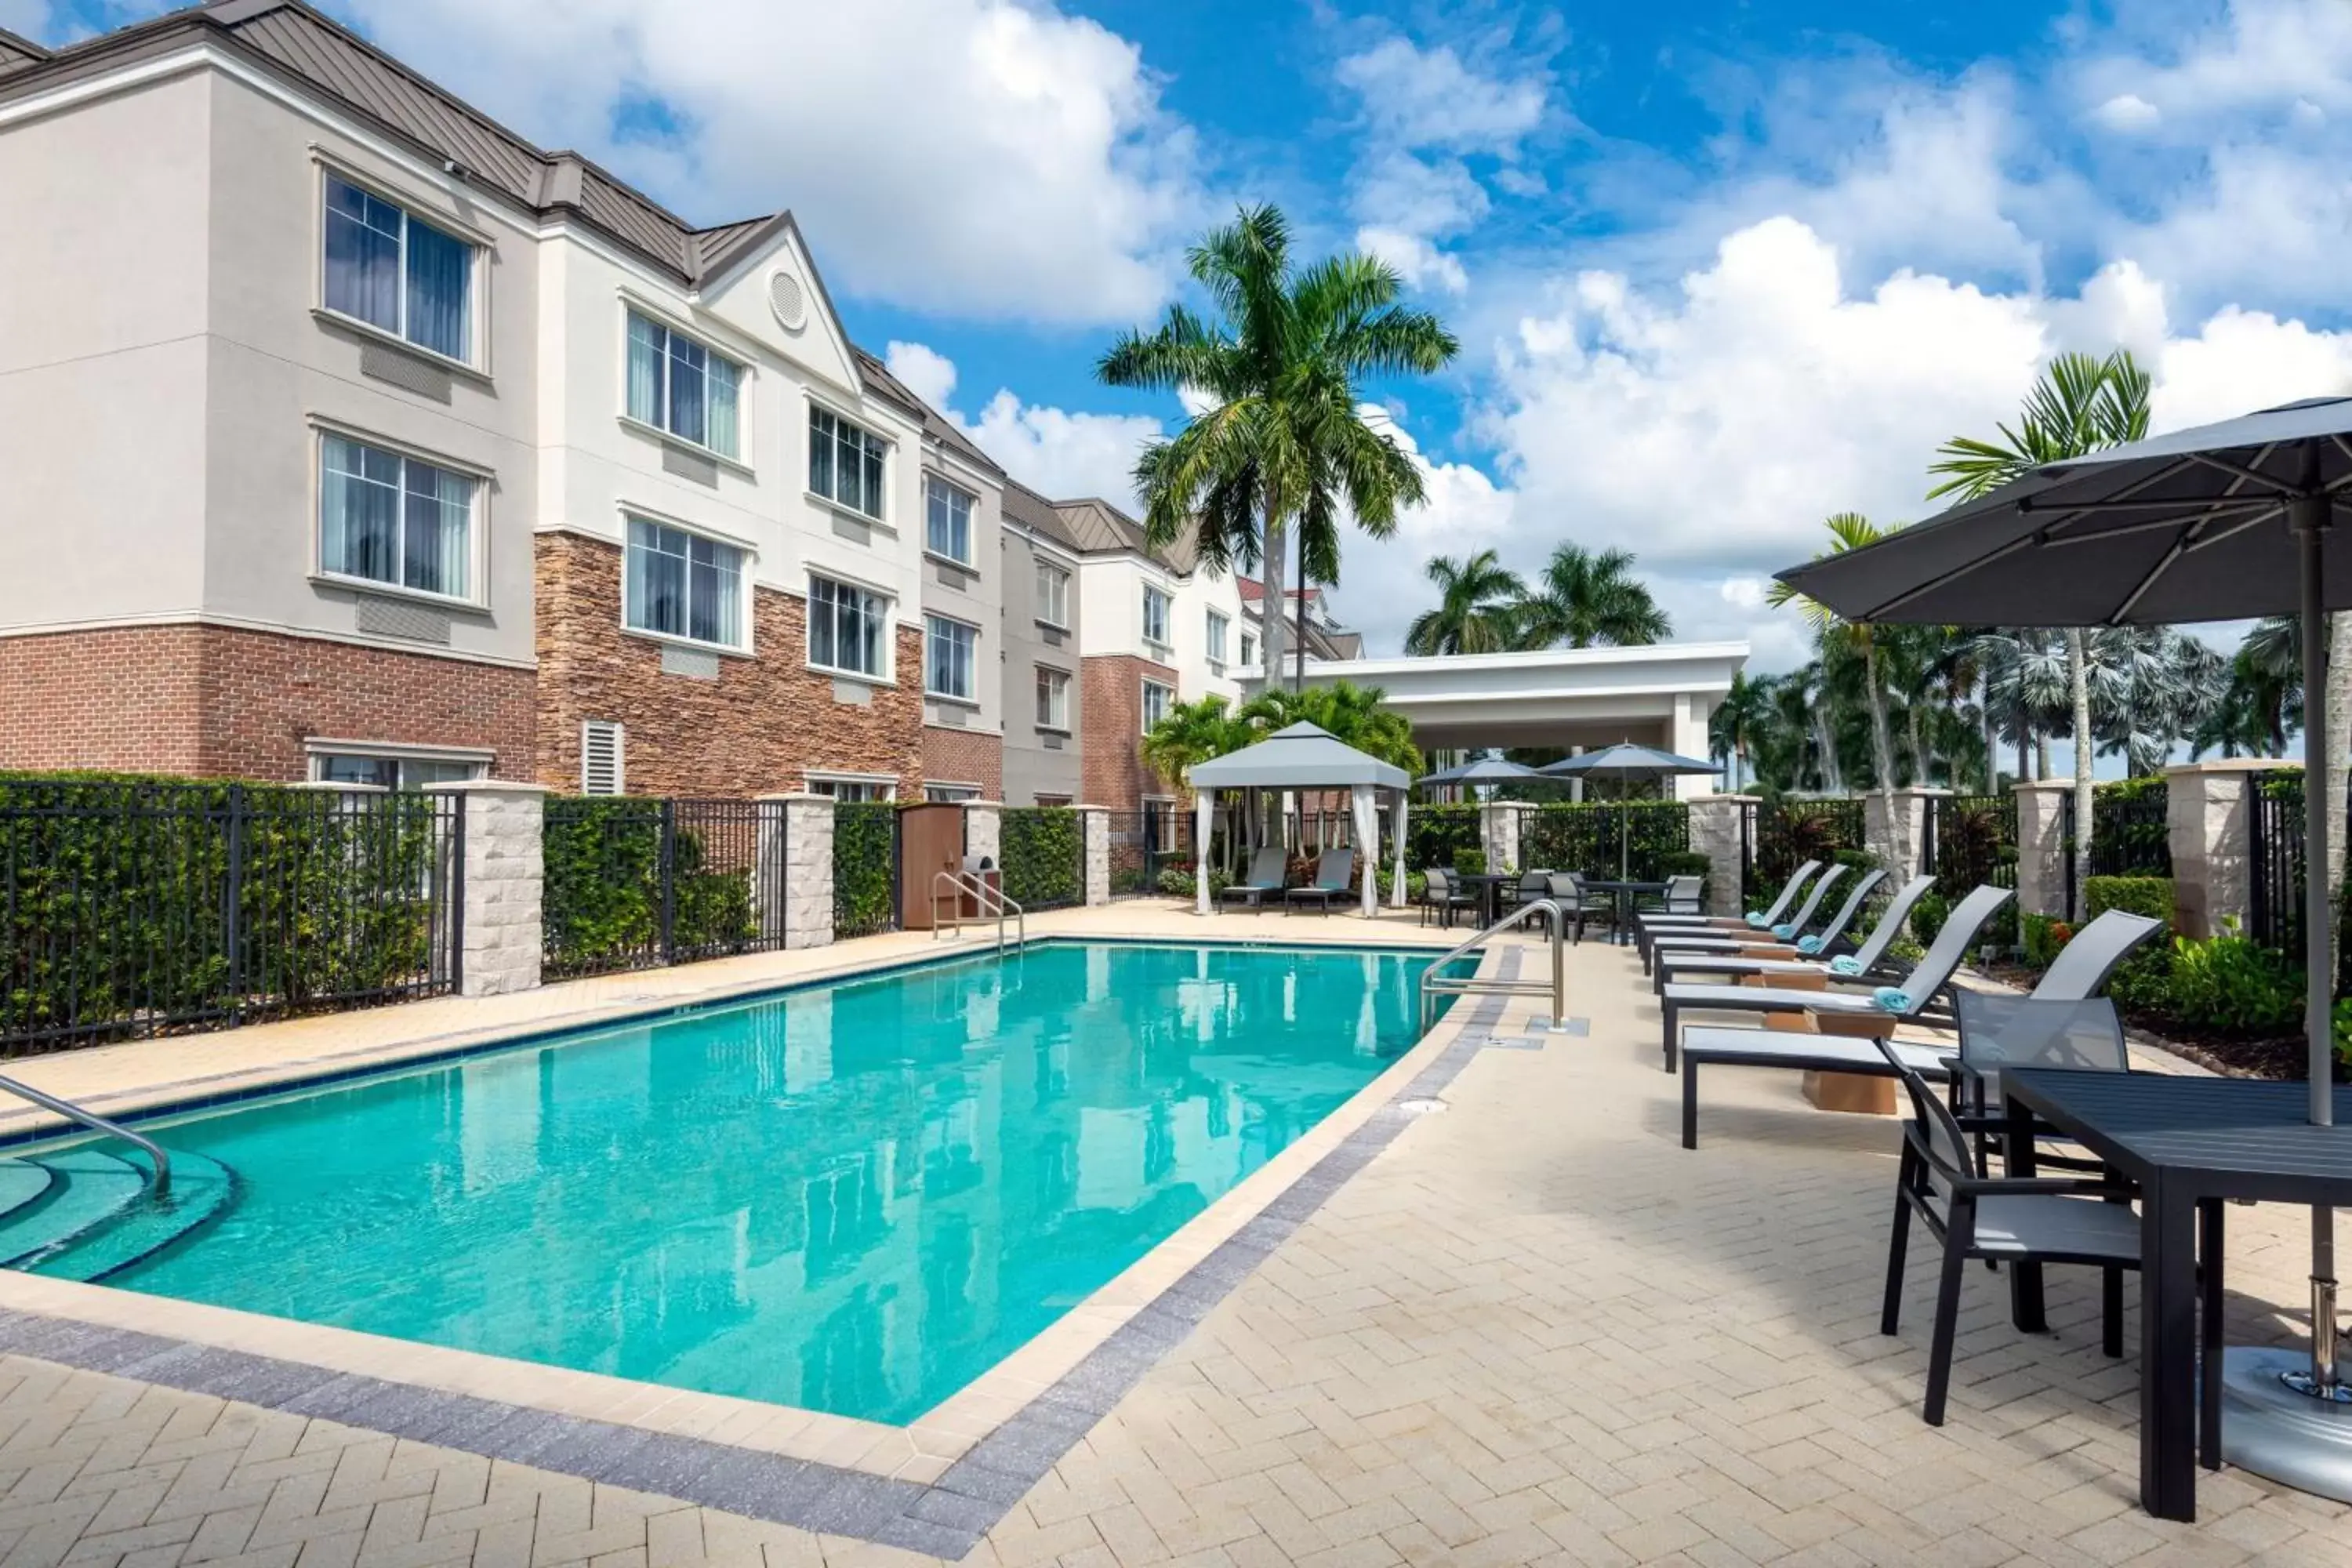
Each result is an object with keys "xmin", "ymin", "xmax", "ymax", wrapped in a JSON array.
[
  {"xmin": 1651, "ymin": 870, "xmax": 1911, "ymax": 993},
  {"xmin": 1635, "ymin": 860, "xmax": 1823, "ymax": 960},
  {"xmin": 1659, "ymin": 884, "xmax": 2014, "ymax": 1072},
  {"xmin": 1642, "ymin": 863, "xmax": 1851, "ymax": 975},
  {"xmin": 1674, "ymin": 907, "xmax": 2166, "ymax": 1148}
]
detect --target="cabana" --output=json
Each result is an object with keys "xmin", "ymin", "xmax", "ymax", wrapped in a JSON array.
[{"xmin": 1184, "ymin": 722, "xmax": 1413, "ymax": 917}]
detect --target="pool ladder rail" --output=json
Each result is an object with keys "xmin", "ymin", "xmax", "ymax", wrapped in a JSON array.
[
  {"xmin": 0, "ymin": 1072, "xmax": 169, "ymax": 1195},
  {"xmin": 1417, "ymin": 898, "xmax": 1573, "ymax": 1036},
  {"xmin": 931, "ymin": 870, "xmax": 1025, "ymax": 951}
]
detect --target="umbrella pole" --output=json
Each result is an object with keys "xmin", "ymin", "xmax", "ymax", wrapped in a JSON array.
[{"xmin": 2296, "ymin": 492, "xmax": 2342, "ymax": 1394}]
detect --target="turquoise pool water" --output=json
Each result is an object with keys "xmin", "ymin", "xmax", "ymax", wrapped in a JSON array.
[{"xmin": 108, "ymin": 942, "xmax": 1461, "ymax": 1423}]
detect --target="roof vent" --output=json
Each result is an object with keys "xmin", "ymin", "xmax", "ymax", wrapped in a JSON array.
[{"xmin": 768, "ymin": 269, "xmax": 808, "ymax": 332}]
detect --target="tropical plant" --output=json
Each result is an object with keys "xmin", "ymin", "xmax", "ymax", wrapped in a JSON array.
[
  {"xmin": 1512, "ymin": 543, "xmax": 1671, "ymax": 650},
  {"xmin": 1234, "ymin": 681, "xmax": 1421, "ymax": 773},
  {"xmin": 1405, "ymin": 550, "xmax": 1524, "ymax": 655},
  {"xmin": 1709, "ymin": 671, "xmax": 1770, "ymax": 792},
  {"xmin": 1098, "ymin": 204, "xmax": 1458, "ymax": 691},
  {"xmin": 1928, "ymin": 349, "xmax": 2152, "ymax": 919},
  {"xmin": 1769, "ymin": 512, "xmax": 1908, "ymax": 869},
  {"xmin": 1138, "ymin": 695, "xmax": 1255, "ymax": 799}
]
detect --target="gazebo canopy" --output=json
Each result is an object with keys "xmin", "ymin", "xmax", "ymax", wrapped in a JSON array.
[{"xmin": 1186, "ymin": 722, "xmax": 1412, "ymax": 793}]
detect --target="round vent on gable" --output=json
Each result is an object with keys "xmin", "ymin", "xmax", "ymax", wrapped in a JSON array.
[{"xmin": 768, "ymin": 268, "xmax": 808, "ymax": 332}]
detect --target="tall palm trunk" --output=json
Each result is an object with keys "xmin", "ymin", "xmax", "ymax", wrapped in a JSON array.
[
  {"xmin": 1862, "ymin": 639, "xmax": 1905, "ymax": 875},
  {"xmin": 2068, "ymin": 628, "xmax": 2092, "ymax": 921},
  {"xmin": 1982, "ymin": 670, "xmax": 1999, "ymax": 794},
  {"xmin": 1261, "ymin": 514, "xmax": 1289, "ymax": 693}
]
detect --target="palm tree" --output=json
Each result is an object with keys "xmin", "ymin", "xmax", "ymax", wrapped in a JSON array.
[
  {"xmin": 1928, "ymin": 349, "xmax": 2151, "ymax": 919},
  {"xmin": 1405, "ymin": 551, "xmax": 1524, "ymax": 655},
  {"xmin": 1138, "ymin": 695, "xmax": 1254, "ymax": 800},
  {"xmin": 1710, "ymin": 671, "xmax": 1771, "ymax": 791},
  {"xmin": 1234, "ymin": 682, "xmax": 1421, "ymax": 773},
  {"xmin": 1512, "ymin": 543, "xmax": 1671, "ymax": 649},
  {"xmin": 1098, "ymin": 205, "xmax": 1459, "ymax": 692},
  {"xmin": 1771, "ymin": 513, "xmax": 1907, "ymax": 869}
]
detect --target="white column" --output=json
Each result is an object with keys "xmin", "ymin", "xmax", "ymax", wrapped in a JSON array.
[
  {"xmin": 1352, "ymin": 783, "xmax": 1378, "ymax": 916},
  {"xmin": 1568, "ymin": 743, "xmax": 1585, "ymax": 804},
  {"xmin": 963, "ymin": 800, "xmax": 1002, "ymax": 869},
  {"xmin": 426, "ymin": 781, "xmax": 548, "ymax": 999},
  {"xmin": 1389, "ymin": 789, "xmax": 1409, "ymax": 907},
  {"xmin": 2165, "ymin": 759, "xmax": 2295, "ymax": 938},
  {"xmin": 1076, "ymin": 805, "xmax": 1110, "ymax": 906},
  {"xmin": 1671, "ymin": 695, "xmax": 1714, "ymax": 800},
  {"xmin": 763, "ymin": 793, "xmax": 835, "ymax": 949},
  {"xmin": 1194, "ymin": 791, "xmax": 1214, "ymax": 915}
]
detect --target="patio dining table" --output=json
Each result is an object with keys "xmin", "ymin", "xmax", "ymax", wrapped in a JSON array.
[
  {"xmin": 1581, "ymin": 878, "xmax": 1668, "ymax": 946},
  {"xmin": 1450, "ymin": 871, "xmax": 1522, "ymax": 930},
  {"xmin": 2001, "ymin": 1069, "xmax": 2352, "ymax": 1522}
]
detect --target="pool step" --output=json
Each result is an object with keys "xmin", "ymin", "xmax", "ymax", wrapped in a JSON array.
[
  {"xmin": 0, "ymin": 1146, "xmax": 238, "ymax": 1281},
  {"xmin": 0, "ymin": 1159, "xmax": 57, "ymax": 1225}
]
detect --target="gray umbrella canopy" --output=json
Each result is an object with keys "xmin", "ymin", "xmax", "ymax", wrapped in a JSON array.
[
  {"xmin": 1540, "ymin": 742, "xmax": 1720, "ymax": 780},
  {"xmin": 1187, "ymin": 721, "xmax": 1412, "ymax": 791},
  {"xmin": 1415, "ymin": 757, "xmax": 1545, "ymax": 787}
]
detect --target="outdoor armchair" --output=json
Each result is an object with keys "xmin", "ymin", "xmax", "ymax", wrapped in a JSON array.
[
  {"xmin": 1548, "ymin": 872, "xmax": 1612, "ymax": 943},
  {"xmin": 1657, "ymin": 874, "xmax": 1704, "ymax": 916},
  {"xmin": 1283, "ymin": 848, "xmax": 1356, "ymax": 915},
  {"xmin": 1419, "ymin": 867, "xmax": 1477, "ymax": 929},
  {"xmin": 1218, "ymin": 847, "xmax": 1290, "ymax": 910}
]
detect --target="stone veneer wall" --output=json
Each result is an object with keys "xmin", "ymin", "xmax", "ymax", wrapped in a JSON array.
[
  {"xmin": 535, "ymin": 532, "xmax": 924, "ymax": 797},
  {"xmin": 0, "ymin": 622, "xmax": 535, "ymax": 781},
  {"xmin": 1079, "ymin": 653, "xmax": 1178, "ymax": 814},
  {"xmin": 922, "ymin": 727, "xmax": 1005, "ymax": 798}
]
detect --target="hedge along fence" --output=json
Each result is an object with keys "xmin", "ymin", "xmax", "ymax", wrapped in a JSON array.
[
  {"xmin": 1520, "ymin": 801, "xmax": 1691, "ymax": 881},
  {"xmin": 833, "ymin": 802, "xmax": 900, "ymax": 937},
  {"xmin": 1746, "ymin": 797, "xmax": 1868, "ymax": 891},
  {"xmin": 999, "ymin": 807, "xmax": 1083, "ymax": 909},
  {"xmin": 2087, "ymin": 775, "xmax": 2172, "ymax": 878},
  {"xmin": 2, "ymin": 773, "xmax": 459, "ymax": 1056},
  {"xmin": 540, "ymin": 797, "xmax": 784, "ymax": 980},
  {"xmin": 1406, "ymin": 804, "xmax": 1482, "ymax": 870}
]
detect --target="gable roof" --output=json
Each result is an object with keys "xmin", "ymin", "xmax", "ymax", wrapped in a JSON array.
[
  {"xmin": 0, "ymin": 26, "xmax": 48, "ymax": 78},
  {"xmin": 848, "ymin": 347, "xmax": 1001, "ymax": 478},
  {"xmin": 1002, "ymin": 481, "xmax": 1084, "ymax": 554},
  {"xmin": 1051, "ymin": 498, "xmax": 1201, "ymax": 574}
]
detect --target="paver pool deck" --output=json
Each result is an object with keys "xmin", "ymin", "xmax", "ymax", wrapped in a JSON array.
[{"xmin": 1, "ymin": 902, "xmax": 2348, "ymax": 1567}]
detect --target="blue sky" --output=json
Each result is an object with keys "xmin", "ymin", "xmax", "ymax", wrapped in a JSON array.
[{"xmin": 19, "ymin": 0, "xmax": 2352, "ymax": 678}]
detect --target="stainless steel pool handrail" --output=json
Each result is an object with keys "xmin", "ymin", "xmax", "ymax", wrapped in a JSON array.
[
  {"xmin": 931, "ymin": 870, "xmax": 1025, "ymax": 951},
  {"xmin": 1418, "ymin": 898, "xmax": 1568, "ymax": 1035},
  {"xmin": 0, "ymin": 1073, "xmax": 170, "ymax": 1195}
]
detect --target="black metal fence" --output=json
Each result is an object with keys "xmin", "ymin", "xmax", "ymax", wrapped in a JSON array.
[
  {"xmin": 1108, "ymin": 809, "xmax": 1192, "ymax": 895},
  {"xmin": 542, "ymin": 797, "xmax": 789, "ymax": 978},
  {"xmin": 1741, "ymin": 797, "xmax": 1868, "ymax": 891},
  {"xmin": 1921, "ymin": 793, "xmax": 2017, "ymax": 894},
  {"xmin": 1406, "ymin": 804, "xmax": 1482, "ymax": 870},
  {"xmin": 1520, "ymin": 801, "xmax": 1690, "ymax": 881},
  {"xmin": 833, "ymin": 802, "xmax": 900, "ymax": 938},
  {"xmin": 999, "ymin": 807, "xmax": 1083, "ymax": 909},
  {"xmin": 2, "ymin": 781, "xmax": 460, "ymax": 1055},
  {"xmin": 2085, "ymin": 782, "xmax": 2172, "ymax": 879}
]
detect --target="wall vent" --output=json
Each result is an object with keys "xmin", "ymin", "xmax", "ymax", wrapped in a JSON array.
[
  {"xmin": 768, "ymin": 269, "xmax": 808, "ymax": 331},
  {"xmin": 581, "ymin": 720, "xmax": 625, "ymax": 795},
  {"xmin": 358, "ymin": 341, "xmax": 453, "ymax": 403},
  {"xmin": 354, "ymin": 594, "xmax": 452, "ymax": 644},
  {"xmin": 661, "ymin": 644, "xmax": 720, "ymax": 681}
]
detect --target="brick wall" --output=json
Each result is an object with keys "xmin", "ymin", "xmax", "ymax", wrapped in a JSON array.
[
  {"xmin": 1080, "ymin": 653, "xmax": 1178, "ymax": 812},
  {"xmin": 922, "ymin": 726, "xmax": 1004, "ymax": 798},
  {"xmin": 0, "ymin": 623, "xmax": 534, "ymax": 780},
  {"xmin": 535, "ymin": 532, "xmax": 925, "ymax": 797}
]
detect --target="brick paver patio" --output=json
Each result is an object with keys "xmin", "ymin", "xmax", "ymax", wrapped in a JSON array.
[{"xmin": 4, "ymin": 909, "xmax": 2350, "ymax": 1566}]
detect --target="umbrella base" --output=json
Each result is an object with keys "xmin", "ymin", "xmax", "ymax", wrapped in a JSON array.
[{"xmin": 2217, "ymin": 1346, "xmax": 2352, "ymax": 1504}]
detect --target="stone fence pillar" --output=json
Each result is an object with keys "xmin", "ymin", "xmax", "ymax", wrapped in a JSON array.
[
  {"xmin": 1076, "ymin": 805, "xmax": 1111, "ymax": 906},
  {"xmin": 2012, "ymin": 782, "xmax": 2071, "ymax": 919},
  {"xmin": 1480, "ymin": 800, "xmax": 1523, "ymax": 873},
  {"xmin": 2165, "ymin": 759, "xmax": 2294, "ymax": 938},
  {"xmin": 760, "ymin": 793, "xmax": 835, "ymax": 949},
  {"xmin": 963, "ymin": 800, "xmax": 1002, "ymax": 869},
  {"xmin": 1685, "ymin": 796, "xmax": 1748, "ymax": 917},
  {"xmin": 1867, "ymin": 787, "xmax": 1947, "ymax": 886},
  {"xmin": 427, "ymin": 781, "xmax": 547, "ymax": 998}
]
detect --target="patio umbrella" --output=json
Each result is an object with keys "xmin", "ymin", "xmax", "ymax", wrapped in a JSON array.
[
  {"xmin": 1540, "ymin": 742, "xmax": 1719, "ymax": 878},
  {"xmin": 1776, "ymin": 395, "xmax": 2352, "ymax": 1440},
  {"xmin": 1414, "ymin": 757, "xmax": 1545, "ymax": 801}
]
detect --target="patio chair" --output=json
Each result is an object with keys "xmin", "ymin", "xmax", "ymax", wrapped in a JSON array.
[
  {"xmin": 1419, "ymin": 867, "xmax": 1477, "ymax": 929},
  {"xmin": 1674, "ymin": 904, "xmax": 2159, "ymax": 1148},
  {"xmin": 1548, "ymin": 871, "xmax": 1613, "ymax": 943},
  {"xmin": 1218, "ymin": 847, "xmax": 1290, "ymax": 911},
  {"xmin": 1500, "ymin": 868, "xmax": 1553, "ymax": 927},
  {"xmin": 1656, "ymin": 874, "xmax": 1704, "ymax": 916},
  {"xmin": 1283, "ymin": 848, "xmax": 1356, "ymax": 915},
  {"xmin": 1650, "ymin": 869, "xmax": 1893, "ymax": 986},
  {"xmin": 1875, "ymin": 1033, "xmax": 2151, "ymax": 1426},
  {"xmin": 1661, "ymin": 884, "xmax": 2013, "ymax": 1072},
  {"xmin": 1644, "ymin": 864, "xmax": 1849, "ymax": 975}
]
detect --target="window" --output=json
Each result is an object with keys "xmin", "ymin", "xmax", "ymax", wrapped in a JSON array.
[
  {"xmin": 926, "ymin": 477, "xmax": 974, "ymax": 564},
  {"xmin": 626, "ymin": 311, "xmax": 742, "ymax": 458},
  {"xmin": 808, "ymin": 574, "xmax": 887, "ymax": 677},
  {"xmin": 1240, "ymin": 630, "xmax": 1258, "ymax": 667},
  {"xmin": 1034, "ymin": 793, "xmax": 1073, "ymax": 808},
  {"xmin": 808, "ymin": 775, "xmax": 895, "ymax": 802},
  {"xmin": 310, "ymin": 751, "xmax": 483, "ymax": 791},
  {"xmin": 1142, "ymin": 586, "xmax": 1171, "ymax": 649},
  {"xmin": 1142, "ymin": 679, "xmax": 1174, "ymax": 732},
  {"xmin": 581, "ymin": 722, "xmax": 624, "ymax": 795},
  {"xmin": 1036, "ymin": 562, "xmax": 1070, "ymax": 628},
  {"xmin": 1206, "ymin": 610, "xmax": 1229, "ymax": 666},
  {"xmin": 1035, "ymin": 667, "xmax": 1069, "ymax": 730},
  {"xmin": 925, "ymin": 783, "xmax": 981, "ymax": 804},
  {"xmin": 319, "ymin": 435, "xmax": 474, "ymax": 599},
  {"xmin": 323, "ymin": 176, "xmax": 473, "ymax": 361},
  {"xmin": 925, "ymin": 614, "xmax": 977, "ymax": 701},
  {"xmin": 809, "ymin": 406, "xmax": 888, "ymax": 519},
  {"xmin": 624, "ymin": 517, "xmax": 744, "ymax": 648}
]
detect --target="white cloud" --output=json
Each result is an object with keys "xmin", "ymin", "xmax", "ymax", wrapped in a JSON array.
[
  {"xmin": 882, "ymin": 342, "xmax": 1160, "ymax": 506},
  {"xmin": 333, "ymin": 0, "xmax": 1203, "ymax": 325},
  {"xmin": 1332, "ymin": 37, "xmax": 1546, "ymax": 154},
  {"xmin": 1356, "ymin": 227, "xmax": 1469, "ymax": 295},
  {"xmin": 2091, "ymin": 92, "xmax": 2161, "ymax": 132},
  {"xmin": 1719, "ymin": 576, "xmax": 1766, "ymax": 609}
]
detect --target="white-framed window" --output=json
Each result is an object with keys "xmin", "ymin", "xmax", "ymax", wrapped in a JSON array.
[
  {"xmin": 625, "ymin": 311, "xmax": 742, "ymax": 459},
  {"xmin": 809, "ymin": 406, "xmax": 888, "ymax": 519},
  {"xmin": 808, "ymin": 774, "xmax": 895, "ymax": 802},
  {"xmin": 319, "ymin": 434, "xmax": 476, "ymax": 600},
  {"xmin": 925, "ymin": 614, "xmax": 977, "ymax": 701},
  {"xmin": 1240, "ymin": 630, "xmax": 1258, "ymax": 667},
  {"xmin": 1036, "ymin": 561, "xmax": 1070, "ymax": 628},
  {"xmin": 1141, "ymin": 679, "xmax": 1174, "ymax": 732},
  {"xmin": 323, "ymin": 175, "xmax": 474, "ymax": 362},
  {"xmin": 1142, "ymin": 586, "xmax": 1171, "ymax": 650},
  {"xmin": 1035, "ymin": 666, "xmax": 1069, "ymax": 730},
  {"xmin": 808, "ymin": 574, "xmax": 888, "ymax": 677},
  {"xmin": 926, "ymin": 477, "xmax": 975, "ymax": 564},
  {"xmin": 309, "ymin": 750, "xmax": 484, "ymax": 791},
  {"xmin": 1034, "ymin": 793, "xmax": 1073, "ymax": 808},
  {"xmin": 924, "ymin": 783, "xmax": 981, "ymax": 804},
  {"xmin": 1206, "ymin": 609, "xmax": 1229, "ymax": 666},
  {"xmin": 623, "ymin": 517, "xmax": 745, "ymax": 649}
]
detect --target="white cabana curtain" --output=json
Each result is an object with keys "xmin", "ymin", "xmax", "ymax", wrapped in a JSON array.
[
  {"xmin": 1194, "ymin": 789, "xmax": 1214, "ymax": 916},
  {"xmin": 1389, "ymin": 792, "xmax": 1408, "ymax": 907},
  {"xmin": 1352, "ymin": 784, "xmax": 1377, "ymax": 916}
]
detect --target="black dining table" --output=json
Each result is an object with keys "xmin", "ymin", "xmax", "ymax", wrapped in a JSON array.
[
  {"xmin": 1450, "ymin": 871, "xmax": 1522, "ymax": 928},
  {"xmin": 2001, "ymin": 1069, "xmax": 2352, "ymax": 1521},
  {"xmin": 1582, "ymin": 877, "xmax": 1668, "ymax": 945}
]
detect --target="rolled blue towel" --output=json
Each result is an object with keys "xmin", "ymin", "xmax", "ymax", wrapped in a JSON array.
[
  {"xmin": 1828, "ymin": 954, "xmax": 1864, "ymax": 977},
  {"xmin": 1744, "ymin": 912, "xmax": 1769, "ymax": 927},
  {"xmin": 1770, "ymin": 922, "xmax": 1797, "ymax": 939},
  {"xmin": 1796, "ymin": 935, "xmax": 1824, "ymax": 955},
  {"xmin": 1872, "ymin": 986, "xmax": 1914, "ymax": 1014}
]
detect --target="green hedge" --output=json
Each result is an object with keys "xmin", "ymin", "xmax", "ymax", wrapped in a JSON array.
[
  {"xmin": 1406, "ymin": 805, "xmax": 1482, "ymax": 870},
  {"xmin": 2086, "ymin": 875, "xmax": 2176, "ymax": 1010},
  {"xmin": 2, "ymin": 771, "xmax": 448, "ymax": 1053},
  {"xmin": 1519, "ymin": 802, "xmax": 1690, "ymax": 880},
  {"xmin": 1000, "ymin": 808, "xmax": 1082, "ymax": 909},
  {"xmin": 833, "ymin": 803, "xmax": 898, "ymax": 936},
  {"xmin": 540, "ymin": 798, "xmax": 763, "ymax": 976}
]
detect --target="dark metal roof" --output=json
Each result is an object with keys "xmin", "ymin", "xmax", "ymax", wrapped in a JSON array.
[
  {"xmin": 848, "ymin": 348, "xmax": 1003, "ymax": 478},
  {"xmin": 0, "ymin": 27, "xmax": 49, "ymax": 78},
  {"xmin": 1001, "ymin": 481, "xmax": 1084, "ymax": 554}
]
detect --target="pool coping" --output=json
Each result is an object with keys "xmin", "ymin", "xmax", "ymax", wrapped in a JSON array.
[{"xmin": 0, "ymin": 942, "xmax": 1547, "ymax": 1559}]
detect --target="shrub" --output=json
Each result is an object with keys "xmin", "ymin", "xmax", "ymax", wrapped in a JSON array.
[
  {"xmin": 2021, "ymin": 913, "xmax": 2074, "ymax": 970},
  {"xmin": 1520, "ymin": 801, "xmax": 1691, "ymax": 880},
  {"xmin": 1156, "ymin": 866, "xmax": 1230, "ymax": 899},
  {"xmin": 833, "ymin": 803, "xmax": 898, "ymax": 937},
  {"xmin": 1454, "ymin": 848, "xmax": 1486, "ymax": 877},
  {"xmin": 1406, "ymin": 805, "xmax": 1481, "ymax": 871},
  {"xmin": 2160, "ymin": 928, "xmax": 2303, "ymax": 1036},
  {"xmin": 2086, "ymin": 875, "xmax": 2176, "ymax": 1009},
  {"xmin": 1910, "ymin": 891, "xmax": 1949, "ymax": 947},
  {"xmin": 1000, "ymin": 807, "xmax": 1082, "ymax": 909}
]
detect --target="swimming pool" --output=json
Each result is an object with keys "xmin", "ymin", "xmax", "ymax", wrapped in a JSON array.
[{"xmin": 34, "ymin": 942, "xmax": 1464, "ymax": 1424}]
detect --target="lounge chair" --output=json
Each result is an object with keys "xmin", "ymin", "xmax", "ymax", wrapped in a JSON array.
[
  {"xmin": 1419, "ymin": 867, "xmax": 1477, "ymax": 928},
  {"xmin": 1650, "ymin": 869, "xmax": 1898, "ymax": 988},
  {"xmin": 1660, "ymin": 884, "xmax": 2013, "ymax": 1072},
  {"xmin": 1218, "ymin": 848, "xmax": 1290, "ymax": 910},
  {"xmin": 1645, "ymin": 864, "xmax": 1849, "ymax": 975},
  {"xmin": 1283, "ymin": 848, "xmax": 1355, "ymax": 915},
  {"xmin": 1674, "ymin": 907, "xmax": 2165, "ymax": 1147},
  {"xmin": 1635, "ymin": 860, "xmax": 1824, "ymax": 959}
]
